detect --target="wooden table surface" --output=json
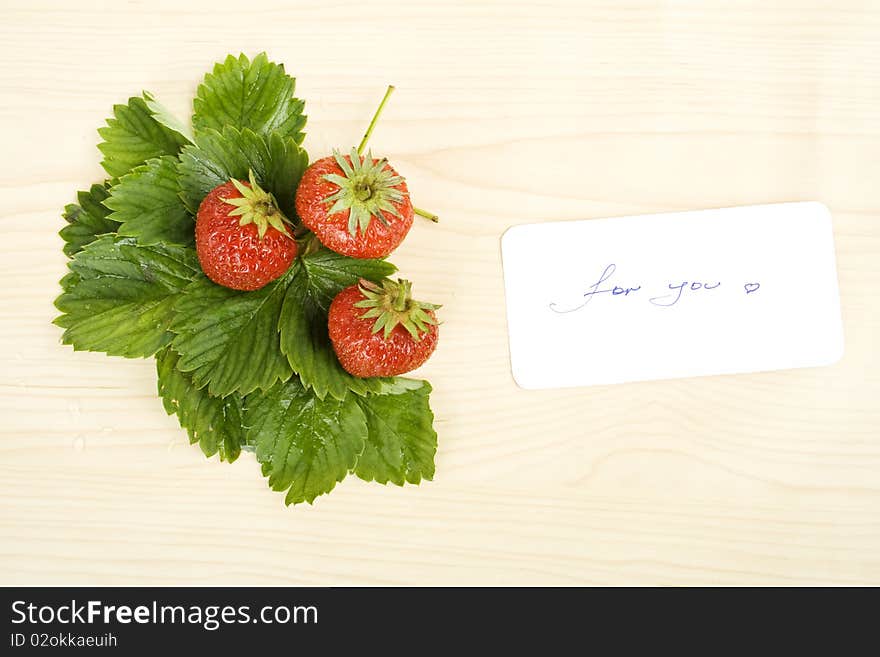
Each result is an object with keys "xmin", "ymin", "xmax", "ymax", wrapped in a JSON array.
[{"xmin": 2, "ymin": 0, "xmax": 879, "ymax": 586}]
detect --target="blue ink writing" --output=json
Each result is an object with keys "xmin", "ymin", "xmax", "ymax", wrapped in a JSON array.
[
  {"xmin": 648, "ymin": 280, "xmax": 721, "ymax": 307},
  {"xmin": 548, "ymin": 264, "xmax": 752, "ymax": 313},
  {"xmin": 549, "ymin": 264, "xmax": 641, "ymax": 314},
  {"xmin": 650, "ymin": 281, "xmax": 687, "ymax": 307}
]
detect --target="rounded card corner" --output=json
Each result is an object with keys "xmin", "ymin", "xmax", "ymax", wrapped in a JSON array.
[
  {"xmin": 510, "ymin": 364, "xmax": 539, "ymax": 391},
  {"xmin": 828, "ymin": 338, "xmax": 845, "ymax": 366},
  {"xmin": 500, "ymin": 224, "xmax": 527, "ymax": 251},
  {"xmin": 806, "ymin": 201, "xmax": 832, "ymax": 221}
]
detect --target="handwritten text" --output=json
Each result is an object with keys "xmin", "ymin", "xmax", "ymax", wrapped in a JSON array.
[{"xmin": 549, "ymin": 264, "xmax": 761, "ymax": 314}]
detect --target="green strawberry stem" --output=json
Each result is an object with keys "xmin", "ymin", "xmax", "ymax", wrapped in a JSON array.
[
  {"xmin": 413, "ymin": 207, "xmax": 439, "ymax": 222},
  {"xmin": 393, "ymin": 279, "xmax": 410, "ymax": 312},
  {"xmin": 297, "ymin": 231, "xmax": 321, "ymax": 256},
  {"xmin": 357, "ymin": 85, "xmax": 395, "ymax": 156},
  {"xmin": 355, "ymin": 86, "xmax": 440, "ymax": 224}
]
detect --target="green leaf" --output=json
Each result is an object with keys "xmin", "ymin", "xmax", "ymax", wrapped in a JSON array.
[
  {"xmin": 60, "ymin": 182, "xmax": 119, "ymax": 257},
  {"xmin": 104, "ymin": 156, "xmax": 194, "ymax": 246},
  {"xmin": 54, "ymin": 236, "xmax": 200, "ymax": 358},
  {"xmin": 156, "ymin": 348, "xmax": 245, "ymax": 462},
  {"xmin": 193, "ymin": 53, "xmax": 306, "ymax": 143},
  {"xmin": 143, "ymin": 91, "xmax": 195, "ymax": 144},
  {"xmin": 178, "ymin": 126, "xmax": 308, "ymax": 217},
  {"xmin": 280, "ymin": 248, "xmax": 397, "ymax": 400},
  {"xmin": 354, "ymin": 380, "xmax": 437, "ymax": 486},
  {"xmin": 171, "ymin": 271, "xmax": 294, "ymax": 397},
  {"xmin": 245, "ymin": 377, "xmax": 367, "ymax": 505},
  {"xmin": 97, "ymin": 95, "xmax": 189, "ymax": 178}
]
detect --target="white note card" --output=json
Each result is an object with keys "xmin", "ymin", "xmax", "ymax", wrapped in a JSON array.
[{"xmin": 501, "ymin": 202, "xmax": 844, "ymax": 389}]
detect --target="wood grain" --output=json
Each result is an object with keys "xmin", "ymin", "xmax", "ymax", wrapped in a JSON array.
[{"xmin": 1, "ymin": 0, "xmax": 878, "ymax": 585}]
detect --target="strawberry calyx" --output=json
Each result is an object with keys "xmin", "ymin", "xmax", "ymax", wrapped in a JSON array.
[
  {"xmin": 221, "ymin": 169, "xmax": 293, "ymax": 239},
  {"xmin": 321, "ymin": 148, "xmax": 406, "ymax": 237},
  {"xmin": 318, "ymin": 85, "xmax": 439, "ymax": 236},
  {"xmin": 354, "ymin": 278, "xmax": 440, "ymax": 341}
]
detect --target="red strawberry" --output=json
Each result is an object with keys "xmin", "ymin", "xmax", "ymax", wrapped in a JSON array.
[
  {"xmin": 294, "ymin": 86, "xmax": 437, "ymax": 259},
  {"xmin": 295, "ymin": 151, "xmax": 414, "ymax": 258},
  {"xmin": 328, "ymin": 278, "xmax": 440, "ymax": 377},
  {"xmin": 195, "ymin": 171, "xmax": 298, "ymax": 291}
]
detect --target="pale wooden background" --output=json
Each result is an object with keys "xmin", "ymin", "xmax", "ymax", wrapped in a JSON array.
[{"xmin": 1, "ymin": 0, "xmax": 878, "ymax": 586}]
